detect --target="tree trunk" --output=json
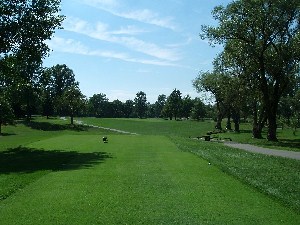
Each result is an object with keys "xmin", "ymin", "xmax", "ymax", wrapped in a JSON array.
[
  {"xmin": 215, "ymin": 121, "xmax": 222, "ymax": 130},
  {"xmin": 232, "ymin": 110, "xmax": 240, "ymax": 132},
  {"xmin": 70, "ymin": 111, "xmax": 74, "ymax": 125},
  {"xmin": 252, "ymin": 124, "xmax": 263, "ymax": 139},
  {"xmin": 252, "ymin": 102, "xmax": 266, "ymax": 139},
  {"xmin": 264, "ymin": 87, "xmax": 280, "ymax": 141},
  {"xmin": 215, "ymin": 101, "xmax": 223, "ymax": 130},
  {"xmin": 234, "ymin": 121, "xmax": 240, "ymax": 132},
  {"xmin": 267, "ymin": 116, "xmax": 278, "ymax": 141},
  {"xmin": 266, "ymin": 105, "xmax": 278, "ymax": 142},
  {"xmin": 226, "ymin": 112, "xmax": 232, "ymax": 130}
]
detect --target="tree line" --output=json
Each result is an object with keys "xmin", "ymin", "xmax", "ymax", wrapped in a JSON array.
[
  {"xmin": 88, "ymin": 89, "xmax": 211, "ymax": 120},
  {"xmin": 1, "ymin": 60, "xmax": 213, "ymax": 124}
]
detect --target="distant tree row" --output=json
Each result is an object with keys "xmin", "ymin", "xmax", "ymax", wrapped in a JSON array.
[
  {"xmin": 87, "ymin": 89, "xmax": 213, "ymax": 120},
  {"xmin": 1, "ymin": 61, "xmax": 215, "ymax": 126}
]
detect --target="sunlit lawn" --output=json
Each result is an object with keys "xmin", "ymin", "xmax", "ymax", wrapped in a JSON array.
[
  {"xmin": 1, "ymin": 134, "xmax": 299, "ymax": 224},
  {"xmin": 0, "ymin": 117, "xmax": 299, "ymax": 224},
  {"xmin": 79, "ymin": 117, "xmax": 300, "ymax": 152}
]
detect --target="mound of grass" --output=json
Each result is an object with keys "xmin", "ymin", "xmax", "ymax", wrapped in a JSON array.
[{"xmin": 0, "ymin": 135, "xmax": 299, "ymax": 224}]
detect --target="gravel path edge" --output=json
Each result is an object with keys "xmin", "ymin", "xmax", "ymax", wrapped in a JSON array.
[{"xmin": 224, "ymin": 142, "xmax": 300, "ymax": 160}]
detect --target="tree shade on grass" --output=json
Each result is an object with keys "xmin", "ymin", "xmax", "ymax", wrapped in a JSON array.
[{"xmin": 0, "ymin": 135, "xmax": 299, "ymax": 224}]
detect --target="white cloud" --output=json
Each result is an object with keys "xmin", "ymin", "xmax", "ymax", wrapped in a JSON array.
[
  {"xmin": 64, "ymin": 17, "xmax": 181, "ymax": 62},
  {"xmin": 46, "ymin": 37, "xmax": 89, "ymax": 55},
  {"xmin": 116, "ymin": 9, "xmax": 177, "ymax": 31},
  {"xmin": 109, "ymin": 25, "xmax": 147, "ymax": 35},
  {"xmin": 82, "ymin": 0, "xmax": 119, "ymax": 9},
  {"xmin": 47, "ymin": 36, "xmax": 180, "ymax": 67},
  {"xmin": 82, "ymin": 0, "xmax": 177, "ymax": 30}
]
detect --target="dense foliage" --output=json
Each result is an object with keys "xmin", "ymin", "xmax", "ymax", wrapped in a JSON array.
[
  {"xmin": 197, "ymin": 0, "xmax": 300, "ymax": 141},
  {"xmin": 0, "ymin": 0, "xmax": 64, "ymax": 132}
]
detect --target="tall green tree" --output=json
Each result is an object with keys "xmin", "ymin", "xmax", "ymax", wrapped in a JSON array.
[
  {"xmin": 181, "ymin": 95, "xmax": 194, "ymax": 119},
  {"xmin": 164, "ymin": 89, "xmax": 182, "ymax": 120},
  {"xmin": 124, "ymin": 100, "xmax": 134, "ymax": 118},
  {"xmin": 40, "ymin": 67, "xmax": 55, "ymax": 118},
  {"xmin": 193, "ymin": 72, "xmax": 227, "ymax": 129},
  {"xmin": 278, "ymin": 77, "xmax": 300, "ymax": 134},
  {"xmin": 190, "ymin": 98, "xmax": 206, "ymax": 121},
  {"xmin": 134, "ymin": 91, "xmax": 147, "ymax": 119},
  {"xmin": 154, "ymin": 94, "xmax": 166, "ymax": 118},
  {"xmin": 61, "ymin": 85, "xmax": 85, "ymax": 125},
  {"xmin": 1, "ymin": 0, "xmax": 64, "ymax": 55},
  {"xmin": 0, "ymin": 96, "xmax": 14, "ymax": 135},
  {"xmin": 0, "ymin": 0, "xmax": 64, "ymax": 119},
  {"xmin": 111, "ymin": 100, "xmax": 125, "ymax": 118},
  {"xmin": 0, "ymin": 57, "xmax": 15, "ymax": 123},
  {"xmin": 89, "ymin": 93, "xmax": 109, "ymax": 117},
  {"xmin": 43, "ymin": 64, "xmax": 78, "ymax": 116},
  {"xmin": 201, "ymin": 0, "xmax": 300, "ymax": 141}
]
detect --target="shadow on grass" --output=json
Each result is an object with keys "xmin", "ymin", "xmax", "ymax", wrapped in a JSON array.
[
  {"xmin": 268, "ymin": 138, "xmax": 300, "ymax": 150},
  {"xmin": 22, "ymin": 120, "xmax": 88, "ymax": 132},
  {"xmin": 0, "ymin": 146, "xmax": 113, "ymax": 174},
  {"xmin": 238, "ymin": 129, "xmax": 253, "ymax": 134},
  {"xmin": 0, "ymin": 133, "xmax": 16, "ymax": 137}
]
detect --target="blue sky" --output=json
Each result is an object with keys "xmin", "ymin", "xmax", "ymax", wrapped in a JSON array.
[{"xmin": 44, "ymin": 0, "xmax": 231, "ymax": 103}]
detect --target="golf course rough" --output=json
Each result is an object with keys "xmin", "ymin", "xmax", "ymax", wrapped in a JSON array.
[{"xmin": 0, "ymin": 134, "xmax": 299, "ymax": 224}]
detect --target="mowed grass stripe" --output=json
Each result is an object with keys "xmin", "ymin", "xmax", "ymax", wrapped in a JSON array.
[{"xmin": 0, "ymin": 135, "xmax": 299, "ymax": 224}]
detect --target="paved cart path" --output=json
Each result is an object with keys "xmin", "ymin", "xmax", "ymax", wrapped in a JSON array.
[{"xmin": 224, "ymin": 142, "xmax": 300, "ymax": 160}]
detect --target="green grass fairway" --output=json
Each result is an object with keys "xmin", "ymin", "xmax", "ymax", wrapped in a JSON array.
[
  {"xmin": 0, "ymin": 134, "xmax": 299, "ymax": 224},
  {"xmin": 79, "ymin": 117, "xmax": 300, "ymax": 152}
]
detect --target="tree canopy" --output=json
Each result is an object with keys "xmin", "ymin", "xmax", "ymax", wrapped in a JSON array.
[
  {"xmin": 134, "ymin": 91, "xmax": 147, "ymax": 119},
  {"xmin": 0, "ymin": 0, "xmax": 64, "ymax": 122},
  {"xmin": 1, "ymin": 0, "xmax": 64, "ymax": 57},
  {"xmin": 200, "ymin": 0, "xmax": 300, "ymax": 141}
]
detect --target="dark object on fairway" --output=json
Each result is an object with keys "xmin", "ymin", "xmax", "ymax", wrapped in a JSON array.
[
  {"xmin": 224, "ymin": 137, "xmax": 232, "ymax": 141},
  {"xmin": 203, "ymin": 135, "xmax": 211, "ymax": 141},
  {"xmin": 102, "ymin": 136, "xmax": 108, "ymax": 143}
]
